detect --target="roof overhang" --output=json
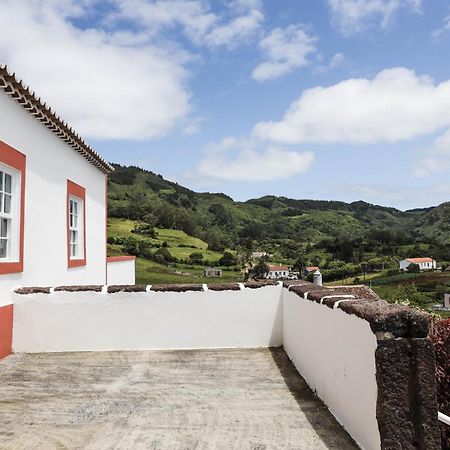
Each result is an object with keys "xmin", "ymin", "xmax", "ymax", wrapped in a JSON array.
[{"xmin": 0, "ymin": 65, "xmax": 113, "ymax": 174}]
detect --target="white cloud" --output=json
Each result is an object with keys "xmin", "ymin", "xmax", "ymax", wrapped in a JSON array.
[
  {"xmin": 110, "ymin": 0, "xmax": 263, "ymax": 49},
  {"xmin": 329, "ymin": 52, "xmax": 345, "ymax": 68},
  {"xmin": 414, "ymin": 129, "xmax": 450, "ymax": 177},
  {"xmin": 328, "ymin": 0, "xmax": 422, "ymax": 34},
  {"xmin": 252, "ymin": 25, "xmax": 317, "ymax": 81},
  {"xmin": 432, "ymin": 14, "xmax": 450, "ymax": 40},
  {"xmin": 204, "ymin": 8, "xmax": 263, "ymax": 48},
  {"xmin": 329, "ymin": 182, "xmax": 450, "ymax": 209},
  {"xmin": 0, "ymin": 0, "xmax": 190, "ymax": 140},
  {"xmin": 253, "ymin": 68, "xmax": 450, "ymax": 145},
  {"xmin": 197, "ymin": 137, "xmax": 314, "ymax": 181}
]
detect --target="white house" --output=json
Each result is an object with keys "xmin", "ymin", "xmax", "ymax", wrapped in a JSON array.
[
  {"xmin": 399, "ymin": 257, "xmax": 436, "ymax": 271},
  {"xmin": 266, "ymin": 265, "xmax": 289, "ymax": 279},
  {"xmin": 0, "ymin": 65, "xmax": 135, "ymax": 300}
]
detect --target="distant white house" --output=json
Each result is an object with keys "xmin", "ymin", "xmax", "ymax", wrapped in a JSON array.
[
  {"xmin": 399, "ymin": 258, "xmax": 436, "ymax": 271},
  {"xmin": 266, "ymin": 265, "xmax": 289, "ymax": 279},
  {"xmin": 252, "ymin": 251, "xmax": 273, "ymax": 259}
]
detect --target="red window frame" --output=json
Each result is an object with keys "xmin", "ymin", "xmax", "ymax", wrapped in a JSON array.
[
  {"xmin": 0, "ymin": 140, "xmax": 26, "ymax": 275},
  {"xmin": 67, "ymin": 180, "xmax": 86, "ymax": 268}
]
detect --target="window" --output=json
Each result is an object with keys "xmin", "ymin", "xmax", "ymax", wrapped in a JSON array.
[
  {"xmin": 0, "ymin": 141, "xmax": 25, "ymax": 275},
  {"xmin": 67, "ymin": 180, "xmax": 86, "ymax": 268},
  {"xmin": 69, "ymin": 197, "xmax": 82, "ymax": 259}
]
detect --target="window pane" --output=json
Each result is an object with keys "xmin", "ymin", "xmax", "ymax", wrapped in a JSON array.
[
  {"xmin": 73, "ymin": 214, "xmax": 77, "ymax": 228},
  {"xmin": 0, "ymin": 171, "xmax": 3, "ymax": 191},
  {"xmin": 4, "ymin": 174, "xmax": 11, "ymax": 194},
  {"xmin": 0, "ymin": 219, "xmax": 8, "ymax": 238},
  {"xmin": 4, "ymin": 194, "xmax": 11, "ymax": 214},
  {"xmin": 0, "ymin": 238, "xmax": 6, "ymax": 258},
  {"xmin": 73, "ymin": 201, "xmax": 78, "ymax": 215},
  {"xmin": 0, "ymin": 193, "xmax": 3, "ymax": 213}
]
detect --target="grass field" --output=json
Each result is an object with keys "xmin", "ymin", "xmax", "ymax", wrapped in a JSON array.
[{"xmin": 108, "ymin": 218, "xmax": 242, "ymax": 285}]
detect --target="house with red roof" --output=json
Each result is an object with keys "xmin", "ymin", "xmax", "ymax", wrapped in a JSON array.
[
  {"xmin": 399, "ymin": 257, "xmax": 436, "ymax": 271},
  {"xmin": 266, "ymin": 264, "xmax": 289, "ymax": 279}
]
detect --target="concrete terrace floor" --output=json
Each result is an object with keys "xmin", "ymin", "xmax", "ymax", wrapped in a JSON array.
[{"xmin": 0, "ymin": 348, "xmax": 359, "ymax": 450}]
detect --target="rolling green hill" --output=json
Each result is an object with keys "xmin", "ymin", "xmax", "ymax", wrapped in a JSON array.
[{"xmin": 107, "ymin": 163, "xmax": 450, "ymax": 272}]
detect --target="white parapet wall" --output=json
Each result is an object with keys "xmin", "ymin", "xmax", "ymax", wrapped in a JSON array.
[
  {"xmin": 282, "ymin": 288, "xmax": 381, "ymax": 450},
  {"xmin": 12, "ymin": 284, "xmax": 283, "ymax": 353},
  {"xmin": 106, "ymin": 256, "xmax": 136, "ymax": 285}
]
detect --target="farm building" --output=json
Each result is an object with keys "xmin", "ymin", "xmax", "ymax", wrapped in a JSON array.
[
  {"xmin": 399, "ymin": 257, "xmax": 436, "ymax": 271},
  {"xmin": 266, "ymin": 264, "xmax": 289, "ymax": 279},
  {"xmin": 204, "ymin": 267, "xmax": 222, "ymax": 277}
]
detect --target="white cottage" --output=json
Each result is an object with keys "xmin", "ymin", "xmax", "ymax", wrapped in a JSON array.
[
  {"xmin": 399, "ymin": 257, "xmax": 436, "ymax": 271},
  {"xmin": 0, "ymin": 65, "xmax": 135, "ymax": 299},
  {"xmin": 266, "ymin": 265, "xmax": 289, "ymax": 279}
]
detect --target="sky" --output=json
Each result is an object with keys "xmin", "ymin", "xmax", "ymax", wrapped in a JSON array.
[{"xmin": 1, "ymin": 0, "xmax": 450, "ymax": 210}]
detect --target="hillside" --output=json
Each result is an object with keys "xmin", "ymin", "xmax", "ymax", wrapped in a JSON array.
[{"xmin": 107, "ymin": 164, "xmax": 450, "ymax": 269}]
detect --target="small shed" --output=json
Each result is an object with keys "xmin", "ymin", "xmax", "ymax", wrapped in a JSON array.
[{"xmin": 204, "ymin": 267, "xmax": 222, "ymax": 278}]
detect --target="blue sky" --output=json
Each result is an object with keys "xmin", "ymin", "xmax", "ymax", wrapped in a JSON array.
[{"xmin": 1, "ymin": 0, "xmax": 450, "ymax": 209}]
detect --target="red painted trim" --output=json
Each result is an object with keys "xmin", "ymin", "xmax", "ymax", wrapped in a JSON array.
[
  {"xmin": 0, "ymin": 141, "xmax": 26, "ymax": 275},
  {"xmin": 67, "ymin": 180, "xmax": 86, "ymax": 268},
  {"xmin": 0, "ymin": 304, "xmax": 13, "ymax": 359},
  {"xmin": 105, "ymin": 175, "xmax": 108, "ymax": 284},
  {"xmin": 107, "ymin": 256, "xmax": 136, "ymax": 263}
]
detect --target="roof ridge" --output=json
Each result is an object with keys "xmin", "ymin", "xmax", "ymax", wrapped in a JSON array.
[{"xmin": 0, "ymin": 65, "xmax": 113, "ymax": 174}]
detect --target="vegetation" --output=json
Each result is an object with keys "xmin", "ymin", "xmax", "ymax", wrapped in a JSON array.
[{"xmin": 107, "ymin": 165, "xmax": 450, "ymax": 309}]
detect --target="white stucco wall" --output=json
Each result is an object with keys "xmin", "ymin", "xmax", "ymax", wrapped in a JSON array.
[
  {"xmin": 12, "ymin": 284, "xmax": 283, "ymax": 353},
  {"xmin": 0, "ymin": 89, "xmax": 107, "ymax": 296},
  {"xmin": 282, "ymin": 289, "xmax": 380, "ymax": 450},
  {"xmin": 107, "ymin": 259, "xmax": 135, "ymax": 285}
]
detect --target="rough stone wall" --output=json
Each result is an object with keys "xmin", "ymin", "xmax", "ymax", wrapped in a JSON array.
[{"xmin": 283, "ymin": 280, "xmax": 441, "ymax": 450}]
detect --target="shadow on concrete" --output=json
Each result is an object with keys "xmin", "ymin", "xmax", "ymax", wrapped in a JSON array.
[{"xmin": 269, "ymin": 347, "xmax": 359, "ymax": 449}]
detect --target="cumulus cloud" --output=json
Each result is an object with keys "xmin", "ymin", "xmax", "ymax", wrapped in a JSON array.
[
  {"xmin": 253, "ymin": 68, "xmax": 450, "ymax": 145},
  {"xmin": 0, "ymin": 0, "xmax": 191, "ymax": 140},
  {"xmin": 252, "ymin": 25, "xmax": 317, "ymax": 81},
  {"xmin": 197, "ymin": 137, "xmax": 314, "ymax": 181},
  {"xmin": 328, "ymin": 0, "xmax": 422, "ymax": 34},
  {"xmin": 413, "ymin": 129, "xmax": 450, "ymax": 177}
]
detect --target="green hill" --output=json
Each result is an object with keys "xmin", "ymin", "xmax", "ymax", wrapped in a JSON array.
[{"xmin": 107, "ymin": 163, "xmax": 450, "ymax": 272}]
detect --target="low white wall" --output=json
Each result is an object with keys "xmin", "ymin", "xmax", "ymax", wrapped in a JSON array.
[
  {"xmin": 282, "ymin": 289, "xmax": 380, "ymax": 450},
  {"xmin": 12, "ymin": 284, "xmax": 283, "ymax": 353},
  {"xmin": 107, "ymin": 259, "xmax": 135, "ymax": 285}
]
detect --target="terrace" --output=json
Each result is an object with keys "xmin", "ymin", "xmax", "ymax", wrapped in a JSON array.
[{"xmin": 0, "ymin": 280, "xmax": 443, "ymax": 449}]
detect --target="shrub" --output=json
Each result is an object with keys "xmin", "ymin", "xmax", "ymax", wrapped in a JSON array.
[{"xmin": 189, "ymin": 252, "xmax": 204, "ymax": 263}]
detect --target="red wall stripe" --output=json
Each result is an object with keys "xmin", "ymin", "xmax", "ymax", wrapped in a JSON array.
[{"xmin": 0, "ymin": 304, "xmax": 13, "ymax": 359}]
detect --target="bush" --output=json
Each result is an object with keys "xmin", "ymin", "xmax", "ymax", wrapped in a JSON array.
[
  {"xmin": 189, "ymin": 252, "xmax": 204, "ymax": 263},
  {"xmin": 219, "ymin": 251, "xmax": 237, "ymax": 267},
  {"xmin": 131, "ymin": 222, "xmax": 156, "ymax": 238},
  {"xmin": 153, "ymin": 246, "xmax": 174, "ymax": 264},
  {"xmin": 407, "ymin": 263, "xmax": 420, "ymax": 273}
]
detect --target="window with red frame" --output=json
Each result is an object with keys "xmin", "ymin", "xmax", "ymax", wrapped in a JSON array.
[
  {"xmin": 0, "ymin": 141, "xmax": 25, "ymax": 275},
  {"xmin": 67, "ymin": 180, "xmax": 86, "ymax": 268}
]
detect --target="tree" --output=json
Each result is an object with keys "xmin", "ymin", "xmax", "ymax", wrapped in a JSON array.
[
  {"xmin": 407, "ymin": 263, "xmax": 420, "ymax": 273},
  {"xmin": 153, "ymin": 247, "xmax": 174, "ymax": 264},
  {"xmin": 219, "ymin": 251, "xmax": 237, "ymax": 267},
  {"xmin": 189, "ymin": 252, "xmax": 204, "ymax": 263},
  {"xmin": 251, "ymin": 260, "xmax": 270, "ymax": 279}
]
